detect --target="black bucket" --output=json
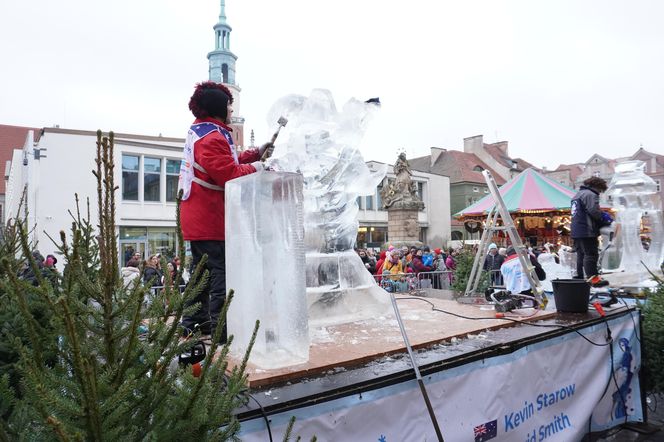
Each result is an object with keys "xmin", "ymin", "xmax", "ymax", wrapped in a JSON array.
[{"xmin": 552, "ymin": 279, "xmax": 590, "ymax": 313}]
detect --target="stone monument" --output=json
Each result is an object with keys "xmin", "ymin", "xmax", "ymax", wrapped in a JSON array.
[{"xmin": 381, "ymin": 153, "xmax": 425, "ymax": 247}]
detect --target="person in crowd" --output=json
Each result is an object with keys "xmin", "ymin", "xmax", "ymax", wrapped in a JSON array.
[
  {"xmin": 143, "ymin": 255, "xmax": 163, "ymax": 288},
  {"xmin": 398, "ymin": 246, "xmax": 409, "ymax": 270},
  {"xmin": 431, "ymin": 248, "xmax": 447, "ymax": 289},
  {"xmin": 383, "ymin": 250, "xmax": 404, "ymax": 277},
  {"xmin": 408, "ymin": 246, "xmax": 417, "ymax": 264},
  {"xmin": 121, "ymin": 258, "xmax": 141, "ymax": 289},
  {"xmin": 375, "ymin": 250, "xmax": 387, "ymax": 280},
  {"xmin": 445, "ymin": 248, "xmax": 457, "ymax": 284},
  {"xmin": 570, "ymin": 176, "xmax": 611, "ymax": 287},
  {"xmin": 483, "ymin": 243, "xmax": 505, "ymax": 286},
  {"xmin": 421, "ymin": 246, "xmax": 434, "ymax": 267},
  {"xmin": 19, "ymin": 250, "xmax": 46, "ymax": 286},
  {"xmin": 358, "ymin": 249, "xmax": 376, "ymax": 273},
  {"xmin": 165, "ymin": 260, "xmax": 178, "ymax": 285},
  {"xmin": 45, "ymin": 254, "xmax": 58, "ymax": 270},
  {"xmin": 179, "ymin": 81, "xmax": 274, "ymax": 341},
  {"xmin": 500, "ymin": 246, "xmax": 546, "ymax": 295},
  {"xmin": 124, "ymin": 246, "xmax": 135, "ymax": 266},
  {"xmin": 366, "ymin": 249, "xmax": 378, "ymax": 268},
  {"xmin": 498, "ymin": 247, "xmax": 507, "ymax": 257},
  {"xmin": 411, "ymin": 247, "xmax": 433, "ymax": 275}
]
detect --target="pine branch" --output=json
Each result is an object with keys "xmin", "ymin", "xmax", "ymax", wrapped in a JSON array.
[
  {"xmin": 57, "ymin": 298, "xmax": 102, "ymax": 440},
  {"xmin": 1, "ymin": 262, "xmax": 45, "ymax": 366}
]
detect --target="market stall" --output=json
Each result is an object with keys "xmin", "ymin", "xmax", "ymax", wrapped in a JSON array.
[{"xmin": 455, "ymin": 168, "xmax": 578, "ymax": 247}]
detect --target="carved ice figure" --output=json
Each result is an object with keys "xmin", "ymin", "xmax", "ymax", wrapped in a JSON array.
[
  {"xmin": 602, "ymin": 160, "xmax": 664, "ymax": 274},
  {"xmin": 538, "ymin": 249, "xmax": 572, "ymax": 292},
  {"xmin": 267, "ymin": 89, "xmax": 391, "ymax": 326}
]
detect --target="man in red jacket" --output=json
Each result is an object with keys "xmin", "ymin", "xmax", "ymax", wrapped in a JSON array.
[{"xmin": 179, "ymin": 81, "xmax": 273, "ymax": 342}]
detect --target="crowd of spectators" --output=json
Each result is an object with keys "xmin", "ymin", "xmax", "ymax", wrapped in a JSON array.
[{"xmin": 356, "ymin": 245, "xmax": 458, "ymax": 290}]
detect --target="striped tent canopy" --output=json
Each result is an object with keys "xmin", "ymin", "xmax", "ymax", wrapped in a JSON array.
[{"xmin": 455, "ymin": 168, "xmax": 576, "ymax": 219}]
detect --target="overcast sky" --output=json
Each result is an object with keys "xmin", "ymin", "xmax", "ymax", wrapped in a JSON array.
[{"xmin": 1, "ymin": 0, "xmax": 662, "ymax": 169}]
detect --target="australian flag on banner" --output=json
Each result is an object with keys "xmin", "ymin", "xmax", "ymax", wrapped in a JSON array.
[{"xmin": 473, "ymin": 419, "xmax": 497, "ymax": 442}]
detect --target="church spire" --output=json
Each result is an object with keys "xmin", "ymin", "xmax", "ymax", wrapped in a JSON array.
[
  {"xmin": 207, "ymin": 0, "xmax": 245, "ymax": 145},
  {"xmin": 219, "ymin": 0, "xmax": 227, "ymax": 23}
]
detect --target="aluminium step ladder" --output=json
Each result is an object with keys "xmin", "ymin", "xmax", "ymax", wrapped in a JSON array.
[{"xmin": 459, "ymin": 170, "xmax": 544, "ymax": 305}]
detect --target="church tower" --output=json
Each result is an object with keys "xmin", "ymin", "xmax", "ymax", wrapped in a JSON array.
[{"xmin": 207, "ymin": 0, "xmax": 245, "ymax": 146}]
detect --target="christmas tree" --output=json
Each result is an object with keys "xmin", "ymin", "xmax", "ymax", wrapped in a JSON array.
[{"xmin": 0, "ymin": 131, "xmax": 258, "ymax": 441}]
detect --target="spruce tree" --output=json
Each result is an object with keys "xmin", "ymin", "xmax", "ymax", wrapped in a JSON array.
[
  {"xmin": 450, "ymin": 246, "xmax": 490, "ymax": 295},
  {"xmin": 641, "ymin": 270, "xmax": 664, "ymax": 394},
  {"xmin": 0, "ymin": 131, "xmax": 258, "ymax": 441}
]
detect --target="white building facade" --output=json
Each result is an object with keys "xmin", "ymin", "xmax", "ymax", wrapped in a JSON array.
[{"xmin": 6, "ymin": 128, "xmax": 184, "ymax": 266}]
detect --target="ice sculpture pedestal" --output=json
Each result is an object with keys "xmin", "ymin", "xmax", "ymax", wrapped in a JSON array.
[
  {"xmin": 306, "ymin": 250, "xmax": 391, "ymax": 327},
  {"xmin": 226, "ymin": 172, "xmax": 309, "ymax": 369}
]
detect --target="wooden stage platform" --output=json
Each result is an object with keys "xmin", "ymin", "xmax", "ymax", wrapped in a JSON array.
[{"xmin": 229, "ymin": 295, "xmax": 561, "ymax": 388}]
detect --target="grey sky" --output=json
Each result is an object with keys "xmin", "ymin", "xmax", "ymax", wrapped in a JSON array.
[{"xmin": 1, "ymin": 0, "xmax": 662, "ymax": 169}]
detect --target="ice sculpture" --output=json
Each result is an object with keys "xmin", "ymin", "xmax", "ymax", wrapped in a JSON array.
[
  {"xmin": 226, "ymin": 172, "xmax": 309, "ymax": 369},
  {"xmin": 267, "ymin": 89, "xmax": 392, "ymax": 326},
  {"xmin": 602, "ymin": 161, "xmax": 664, "ymax": 274},
  {"xmin": 538, "ymin": 246, "xmax": 572, "ymax": 292}
]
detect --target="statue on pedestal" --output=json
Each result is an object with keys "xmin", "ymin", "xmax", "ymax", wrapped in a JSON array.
[{"xmin": 381, "ymin": 152, "xmax": 424, "ymax": 210}]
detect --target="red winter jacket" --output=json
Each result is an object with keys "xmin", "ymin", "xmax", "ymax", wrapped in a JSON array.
[{"xmin": 180, "ymin": 118, "xmax": 260, "ymax": 241}]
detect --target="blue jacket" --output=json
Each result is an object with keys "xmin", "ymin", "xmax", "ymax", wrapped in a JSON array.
[{"xmin": 570, "ymin": 186, "xmax": 605, "ymax": 238}]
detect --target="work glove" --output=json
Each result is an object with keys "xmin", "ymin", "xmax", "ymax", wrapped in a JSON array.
[
  {"xmin": 259, "ymin": 142, "xmax": 275, "ymax": 160},
  {"xmin": 251, "ymin": 161, "xmax": 266, "ymax": 172}
]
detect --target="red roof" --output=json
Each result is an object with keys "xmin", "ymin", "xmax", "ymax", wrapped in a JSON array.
[
  {"xmin": 554, "ymin": 163, "xmax": 584, "ymax": 183},
  {"xmin": 0, "ymin": 125, "xmax": 41, "ymax": 193},
  {"xmin": 409, "ymin": 150, "xmax": 506, "ymax": 185},
  {"xmin": 483, "ymin": 142, "xmax": 540, "ymax": 173}
]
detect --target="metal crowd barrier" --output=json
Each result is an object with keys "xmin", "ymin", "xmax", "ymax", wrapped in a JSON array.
[{"xmin": 373, "ymin": 270, "xmax": 455, "ymax": 294}]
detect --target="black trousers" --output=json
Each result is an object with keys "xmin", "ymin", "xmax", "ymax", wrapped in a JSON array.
[
  {"xmin": 182, "ymin": 240, "xmax": 227, "ymax": 342},
  {"xmin": 574, "ymin": 237, "xmax": 599, "ymax": 279}
]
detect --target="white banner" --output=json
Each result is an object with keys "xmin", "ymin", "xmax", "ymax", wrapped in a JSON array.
[{"xmin": 240, "ymin": 313, "xmax": 642, "ymax": 441}]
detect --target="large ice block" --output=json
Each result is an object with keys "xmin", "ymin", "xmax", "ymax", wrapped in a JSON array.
[
  {"xmin": 602, "ymin": 160, "xmax": 664, "ymax": 275},
  {"xmin": 266, "ymin": 89, "xmax": 392, "ymax": 325},
  {"xmin": 226, "ymin": 172, "xmax": 309, "ymax": 369}
]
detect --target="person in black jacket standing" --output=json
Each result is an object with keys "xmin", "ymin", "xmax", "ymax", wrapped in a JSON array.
[
  {"xmin": 483, "ymin": 243, "xmax": 505, "ymax": 285},
  {"xmin": 570, "ymin": 177, "xmax": 610, "ymax": 286}
]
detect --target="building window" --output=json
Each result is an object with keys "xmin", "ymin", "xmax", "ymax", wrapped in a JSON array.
[
  {"xmin": 451, "ymin": 231, "xmax": 463, "ymax": 240},
  {"xmin": 484, "ymin": 188, "xmax": 489, "ymax": 193},
  {"xmin": 365, "ymin": 194, "xmax": 373, "ymax": 210},
  {"xmin": 356, "ymin": 196, "xmax": 363, "ymax": 210},
  {"xmin": 222, "ymin": 64, "xmax": 229, "ymax": 83},
  {"xmin": 122, "ymin": 155, "xmax": 139, "ymax": 201},
  {"xmin": 166, "ymin": 159, "xmax": 180, "ymax": 202},
  {"xmin": 416, "ymin": 182, "xmax": 424, "ymax": 201},
  {"xmin": 657, "ymin": 180, "xmax": 661, "ymax": 192},
  {"xmin": 143, "ymin": 157, "xmax": 161, "ymax": 202},
  {"xmin": 593, "ymin": 171, "xmax": 601, "ymax": 178},
  {"xmin": 148, "ymin": 227, "xmax": 177, "ymax": 259},
  {"xmin": 473, "ymin": 166, "xmax": 484, "ymax": 172},
  {"xmin": 472, "ymin": 187, "xmax": 479, "ymax": 192}
]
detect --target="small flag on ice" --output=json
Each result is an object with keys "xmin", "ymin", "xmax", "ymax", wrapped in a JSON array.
[{"xmin": 473, "ymin": 419, "xmax": 497, "ymax": 442}]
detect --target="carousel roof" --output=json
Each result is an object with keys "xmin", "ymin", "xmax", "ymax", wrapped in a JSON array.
[{"xmin": 455, "ymin": 168, "xmax": 577, "ymax": 218}]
